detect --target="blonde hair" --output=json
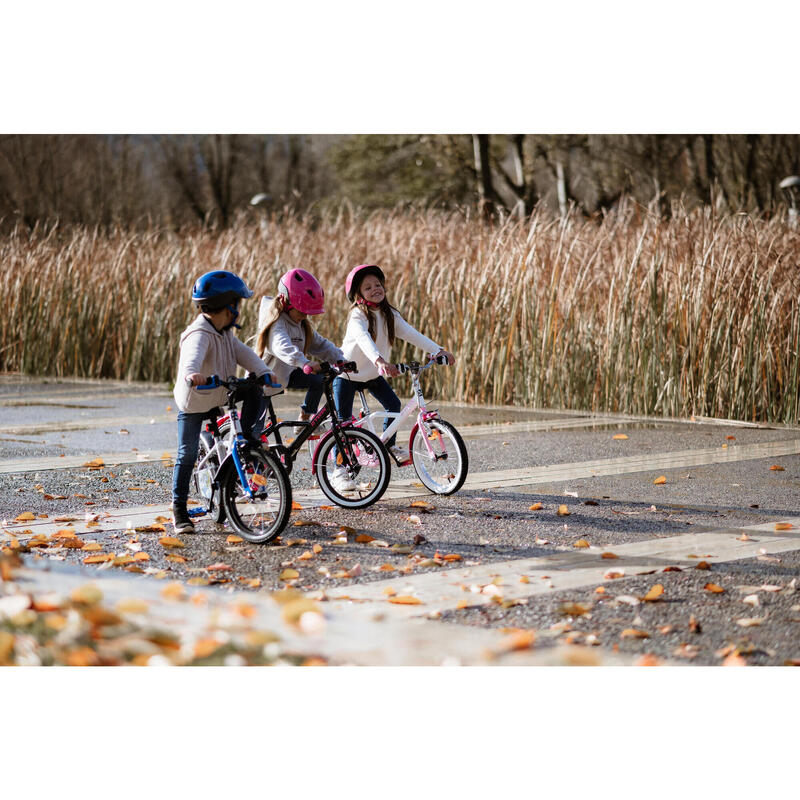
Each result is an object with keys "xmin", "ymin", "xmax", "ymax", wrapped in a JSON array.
[{"xmin": 256, "ymin": 295, "xmax": 313, "ymax": 359}]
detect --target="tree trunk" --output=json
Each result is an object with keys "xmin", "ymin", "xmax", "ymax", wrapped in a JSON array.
[{"xmin": 472, "ymin": 134, "xmax": 495, "ymax": 219}]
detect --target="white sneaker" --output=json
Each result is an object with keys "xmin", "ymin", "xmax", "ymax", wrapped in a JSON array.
[
  {"xmin": 388, "ymin": 445, "xmax": 407, "ymax": 462},
  {"xmin": 330, "ymin": 467, "xmax": 356, "ymax": 492}
]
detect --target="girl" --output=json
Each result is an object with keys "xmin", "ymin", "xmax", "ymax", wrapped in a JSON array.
[
  {"xmin": 255, "ymin": 268, "xmax": 344, "ymax": 421},
  {"xmin": 333, "ymin": 264, "xmax": 454, "ymax": 490}
]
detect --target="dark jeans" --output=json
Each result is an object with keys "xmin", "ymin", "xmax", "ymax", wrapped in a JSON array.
[
  {"xmin": 287, "ymin": 367, "xmax": 324, "ymax": 414},
  {"xmin": 333, "ymin": 375, "xmax": 401, "ymax": 447},
  {"xmin": 171, "ymin": 383, "xmax": 262, "ymax": 505}
]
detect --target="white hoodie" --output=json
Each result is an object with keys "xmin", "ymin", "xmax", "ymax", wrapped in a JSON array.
[
  {"xmin": 173, "ymin": 315, "xmax": 268, "ymax": 413},
  {"xmin": 340, "ymin": 305, "xmax": 440, "ymax": 383}
]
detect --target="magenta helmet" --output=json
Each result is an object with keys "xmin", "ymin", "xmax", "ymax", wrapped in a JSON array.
[
  {"xmin": 346, "ymin": 264, "xmax": 385, "ymax": 302},
  {"xmin": 278, "ymin": 268, "xmax": 325, "ymax": 315}
]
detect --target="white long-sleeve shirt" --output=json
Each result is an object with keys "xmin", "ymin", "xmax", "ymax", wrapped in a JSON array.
[
  {"xmin": 340, "ymin": 306, "xmax": 440, "ymax": 382},
  {"xmin": 173, "ymin": 315, "xmax": 268, "ymax": 413},
  {"xmin": 259, "ymin": 300, "xmax": 344, "ymax": 388}
]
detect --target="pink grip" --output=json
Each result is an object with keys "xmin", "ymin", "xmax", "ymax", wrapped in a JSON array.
[{"xmin": 303, "ymin": 363, "xmax": 314, "ymax": 375}]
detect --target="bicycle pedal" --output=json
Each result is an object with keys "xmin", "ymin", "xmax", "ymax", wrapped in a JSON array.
[{"xmin": 187, "ymin": 507, "xmax": 207, "ymax": 517}]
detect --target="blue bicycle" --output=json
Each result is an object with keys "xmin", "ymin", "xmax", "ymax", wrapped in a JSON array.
[{"xmin": 190, "ymin": 374, "xmax": 292, "ymax": 543}]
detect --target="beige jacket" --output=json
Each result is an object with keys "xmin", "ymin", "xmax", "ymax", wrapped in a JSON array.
[{"xmin": 173, "ymin": 315, "xmax": 268, "ymax": 413}]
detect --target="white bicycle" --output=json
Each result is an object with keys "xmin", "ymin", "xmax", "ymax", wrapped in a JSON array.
[{"xmin": 352, "ymin": 355, "xmax": 468, "ymax": 495}]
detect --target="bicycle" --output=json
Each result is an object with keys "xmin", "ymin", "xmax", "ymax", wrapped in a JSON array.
[
  {"xmin": 351, "ymin": 355, "xmax": 468, "ymax": 495},
  {"xmin": 220, "ymin": 361, "xmax": 392, "ymax": 509},
  {"xmin": 189, "ymin": 373, "xmax": 292, "ymax": 543}
]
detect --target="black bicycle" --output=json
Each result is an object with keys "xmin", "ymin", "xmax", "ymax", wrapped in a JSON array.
[
  {"xmin": 252, "ymin": 361, "xmax": 392, "ymax": 509},
  {"xmin": 189, "ymin": 374, "xmax": 292, "ymax": 543}
]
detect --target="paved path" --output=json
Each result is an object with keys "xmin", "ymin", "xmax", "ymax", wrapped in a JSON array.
[{"xmin": 4, "ymin": 377, "xmax": 800, "ymax": 666}]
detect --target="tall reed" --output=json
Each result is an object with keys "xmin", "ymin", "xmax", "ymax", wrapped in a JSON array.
[{"xmin": 2, "ymin": 201, "xmax": 799, "ymax": 422}]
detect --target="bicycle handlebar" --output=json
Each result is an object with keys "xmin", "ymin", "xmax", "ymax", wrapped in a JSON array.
[
  {"xmin": 395, "ymin": 354, "xmax": 451, "ymax": 374},
  {"xmin": 194, "ymin": 372, "xmax": 282, "ymax": 391},
  {"xmin": 304, "ymin": 360, "xmax": 359, "ymax": 376}
]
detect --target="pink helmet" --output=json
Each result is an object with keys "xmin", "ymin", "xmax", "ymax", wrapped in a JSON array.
[
  {"xmin": 278, "ymin": 268, "xmax": 325, "ymax": 315},
  {"xmin": 345, "ymin": 264, "xmax": 385, "ymax": 302}
]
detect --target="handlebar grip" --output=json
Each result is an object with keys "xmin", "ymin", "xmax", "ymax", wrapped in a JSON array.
[
  {"xmin": 434, "ymin": 354, "xmax": 449, "ymax": 365},
  {"xmin": 396, "ymin": 363, "xmax": 408, "ymax": 374},
  {"xmin": 195, "ymin": 375, "xmax": 220, "ymax": 390},
  {"xmin": 302, "ymin": 363, "xmax": 314, "ymax": 375},
  {"xmin": 263, "ymin": 373, "xmax": 282, "ymax": 388}
]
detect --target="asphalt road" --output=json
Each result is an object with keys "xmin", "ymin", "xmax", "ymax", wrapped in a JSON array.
[{"xmin": 3, "ymin": 376, "xmax": 800, "ymax": 665}]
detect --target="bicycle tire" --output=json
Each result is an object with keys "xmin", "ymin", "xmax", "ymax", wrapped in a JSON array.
[
  {"xmin": 409, "ymin": 417, "xmax": 468, "ymax": 495},
  {"xmin": 221, "ymin": 446, "xmax": 292, "ymax": 543},
  {"xmin": 189, "ymin": 432, "xmax": 226, "ymax": 524},
  {"xmin": 314, "ymin": 426, "xmax": 391, "ymax": 509}
]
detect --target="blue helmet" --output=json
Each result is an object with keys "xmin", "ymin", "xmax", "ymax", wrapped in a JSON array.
[{"xmin": 192, "ymin": 270, "xmax": 253, "ymax": 311}]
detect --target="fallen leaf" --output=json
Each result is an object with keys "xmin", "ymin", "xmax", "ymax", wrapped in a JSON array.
[
  {"xmin": 573, "ymin": 539, "xmax": 590, "ymax": 548},
  {"xmin": 312, "ymin": 544, "xmax": 323, "ymax": 555},
  {"xmin": 653, "ymin": 476, "xmax": 666, "ymax": 485},
  {"xmin": 695, "ymin": 561, "xmax": 711, "ymax": 570},
  {"xmin": 355, "ymin": 533, "xmax": 375, "ymax": 543},
  {"xmin": 612, "ymin": 434, "xmax": 628, "ymax": 440},
  {"xmin": 736, "ymin": 617, "xmax": 765, "ymax": 627},
  {"xmin": 560, "ymin": 602, "xmax": 591, "ymax": 616},
  {"xmin": 601, "ymin": 552, "xmax": 619, "ymax": 559},
  {"xmin": 293, "ymin": 519, "xmax": 319, "ymax": 527},
  {"xmin": 279, "ymin": 569, "xmax": 300, "ymax": 581},
  {"xmin": 642, "ymin": 584, "xmax": 664, "ymax": 602},
  {"xmin": 529, "ymin": 503, "xmax": 543, "ymax": 511},
  {"xmin": 557, "ymin": 505, "xmax": 570, "ymax": 516},
  {"xmin": 291, "ymin": 501, "xmax": 303, "ymax": 510},
  {"xmin": 704, "ymin": 583, "xmax": 725, "ymax": 593},
  {"xmin": 770, "ymin": 465, "xmax": 785, "ymax": 471},
  {"xmin": 774, "ymin": 522, "xmax": 793, "ymax": 531},
  {"xmin": 158, "ymin": 536, "xmax": 185, "ymax": 548},
  {"xmin": 621, "ymin": 629, "xmax": 650, "ymax": 639},
  {"xmin": 388, "ymin": 595, "xmax": 423, "ymax": 605},
  {"xmin": 227, "ymin": 535, "xmax": 244, "ymax": 544},
  {"xmin": 165, "ymin": 554, "xmax": 186, "ymax": 563},
  {"xmin": 206, "ymin": 563, "xmax": 232, "ymax": 572},
  {"xmin": 160, "ymin": 582, "xmax": 185, "ymax": 600},
  {"xmin": 442, "ymin": 553, "xmax": 462, "ymax": 562},
  {"xmin": 14, "ymin": 512, "xmax": 35, "ymax": 522}
]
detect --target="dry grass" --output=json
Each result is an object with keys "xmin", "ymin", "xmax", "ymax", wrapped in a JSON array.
[{"xmin": 3, "ymin": 200, "xmax": 800, "ymax": 422}]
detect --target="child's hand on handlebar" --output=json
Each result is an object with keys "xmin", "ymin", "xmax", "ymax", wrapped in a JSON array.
[
  {"xmin": 376, "ymin": 357, "xmax": 400, "ymax": 377},
  {"xmin": 187, "ymin": 372, "xmax": 208, "ymax": 386},
  {"xmin": 433, "ymin": 349, "xmax": 455, "ymax": 366},
  {"xmin": 302, "ymin": 362, "xmax": 322, "ymax": 375}
]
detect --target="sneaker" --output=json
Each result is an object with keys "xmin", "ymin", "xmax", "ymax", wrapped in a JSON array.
[
  {"xmin": 330, "ymin": 467, "xmax": 356, "ymax": 493},
  {"xmin": 171, "ymin": 503, "xmax": 195, "ymax": 534},
  {"xmin": 388, "ymin": 445, "xmax": 407, "ymax": 462}
]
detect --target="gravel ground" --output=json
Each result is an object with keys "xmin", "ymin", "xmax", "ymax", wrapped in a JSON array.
[{"xmin": 442, "ymin": 551, "xmax": 800, "ymax": 666}]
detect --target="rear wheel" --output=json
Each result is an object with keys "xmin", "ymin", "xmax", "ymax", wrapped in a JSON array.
[
  {"xmin": 190, "ymin": 432, "xmax": 225, "ymax": 524},
  {"xmin": 221, "ymin": 446, "xmax": 292, "ymax": 543},
  {"xmin": 409, "ymin": 417, "xmax": 468, "ymax": 495},
  {"xmin": 314, "ymin": 426, "xmax": 391, "ymax": 508}
]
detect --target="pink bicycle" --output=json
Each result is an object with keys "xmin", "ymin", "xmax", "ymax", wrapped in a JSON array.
[{"xmin": 352, "ymin": 355, "xmax": 468, "ymax": 495}]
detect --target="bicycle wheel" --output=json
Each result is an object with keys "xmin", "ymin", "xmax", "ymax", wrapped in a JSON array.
[
  {"xmin": 314, "ymin": 426, "xmax": 391, "ymax": 509},
  {"xmin": 190, "ymin": 432, "xmax": 225, "ymax": 524},
  {"xmin": 409, "ymin": 417, "xmax": 468, "ymax": 495},
  {"xmin": 221, "ymin": 446, "xmax": 292, "ymax": 543}
]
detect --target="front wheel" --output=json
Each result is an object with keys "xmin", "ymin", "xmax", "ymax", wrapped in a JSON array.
[
  {"xmin": 314, "ymin": 426, "xmax": 391, "ymax": 508},
  {"xmin": 409, "ymin": 417, "xmax": 468, "ymax": 495},
  {"xmin": 221, "ymin": 446, "xmax": 292, "ymax": 543}
]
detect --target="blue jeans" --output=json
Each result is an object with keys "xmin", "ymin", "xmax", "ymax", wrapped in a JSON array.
[
  {"xmin": 333, "ymin": 375, "xmax": 401, "ymax": 447},
  {"xmin": 172, "ymin": 384, "xmax": 262, "ymax": 505}
]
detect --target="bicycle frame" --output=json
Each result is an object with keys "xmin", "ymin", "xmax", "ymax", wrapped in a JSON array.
[
  {"xmin": 354, "ymin": 360, "xmax": 446, "ymax": 461},
  {"xmin": 260, "ymin": 362, "xmax": 362, "ymax": 475}
]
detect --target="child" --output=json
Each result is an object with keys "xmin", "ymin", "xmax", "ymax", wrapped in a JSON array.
[
  {"xmin": 172, "ymin": 270, "xmax": 272, "ymax": 534},
  {"xmin": 333, "ymin": 264, "xmax": 454, "ymax": 491},
  {"xmin": 255, "ymin": 268, "xmax": 344, "ymax": 421}
]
